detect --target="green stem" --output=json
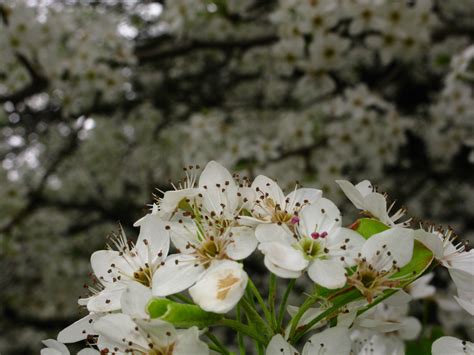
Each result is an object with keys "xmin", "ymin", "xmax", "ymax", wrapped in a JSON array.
[
  {"xmin": 218, "ymin": 318, "xmax": 267, "ymax": 344},
  {"xmin": 277, "ymin": 279, "xmax": 295, "ymax": 330},
  {"xmin": 240, "ymin": 297, "xmax": 274, "ymax": 341},
  {"xmin": 246, "ymin": 285, "xmax": 256, "ymax": 308},
  {"xmin": 268, "ymin": 273, "xmax": 277, "ymax": 330},
  {"xmin": 208, "ymin": 344, "xmax": 224, "ymax": 353},
  {"xmin": 288, "ymin": 290, "xmax": 320, "ymax": 340},
  {"xmin": 248, "ymin": 278, "xmax": 274, "ymax": 327},
  {"xmin": 236, "ymin": 305, "xmax": 246, "ymax": 355},
  {"xmin": 292, "ymin": 289, "xmax": 359, "ymax": 343},
  {"xmin": 205, "ymin": 331, "xmax": 230, "ymax": 355}
]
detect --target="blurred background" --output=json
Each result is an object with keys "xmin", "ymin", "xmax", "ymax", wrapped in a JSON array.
[{"xmin": 0, "ymin": 0, "xmax": 473, "ymax": 353}]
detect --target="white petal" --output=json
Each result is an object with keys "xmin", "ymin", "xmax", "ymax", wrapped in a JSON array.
[
  {"xmin": 57, "ymin": 314, "xmax": 99, "ymax": 343},
  {"xmin": 169, "ymin": 222, "xmax": 198, "ymax": 253},
  {"xmin": 449, "ymin": 268, "xmax": 474, "ymax": 294},
  {"xmin": 255, "ymin": 223, "xmax": 293, "ymax": 244},
  {"xmin": 384, "ymin": 290, "xmax": 412, "ymax": 307},
  {"xmin": 414, "ymin": 229, "xmax": 443, "ymax": 259},
  {"xmin": 263, "ymin": 257, "xmax": 302, "ymax": 279},
  {"xmin": 286, "ymin": 188, "xmax": 322, "ymax": 210},
  {"xmin": 355, "ymin": 180, "xmax": 373, "ymax": 197},
  {"xmin": 199, "ymin": 161, "xmax": 235, "ymax": 189},
  {"xmin": 226, "ymin": 226, "xmax": 258, "ymax": 260},
  {"xmin": 121, "ymin": 282, "xmax": 152, "ymax": 318},
  {"xmin": 41, "ymin": 350, "xmax": 63, "ymax": 355},
  {"xmin": 189, "ymin": 260, "xmax": 248, "ymax": 313},
  {"xmin": 446, "ymin": 249, "xmax": 474, "ymax": 274},
  {"xmin": 406, "ymin": 273, "xmax": 435, "ymax": 299},
  {"xmin": 41, "ymin": 340, "xmax": 69, "ymax": 355},
  {"xmin": 361, "ymin": 228, "xmax": 414, "ymax": 270},
  {"xmin": 202, "ymin": 184, "xmax": 239, "ymax": 216},
  {"xmin": 307, "ymin": 259, "xmax": 347, "ymax": 289},
  {"xmin": 90, "ymin": 250, "xmax": 130, "ymax": 284},
  {"xmin": 266, "ymin": 334, "xmax": 299, "ymax": 355},
  {"xmin": 336, "ymin": 180, "xmax": 367, "ymax": 210},
  {"xmin": 259, "ymin": 242, "xmax": 308, "ymax": 271},
  {"xmin": 302, "ymin": 327, "xmax": 351, "ymax": 355},
  {"xmin": 87, "ymin": 286, "xmax": 124, "ymax": 312},
  {"xmin": 93, "ymin": 314, "xmax": 148, "ymax": 350},
  {"xmin": 238, "ymin": 186, "xmax": 257, "ymax": 211},
  {"xmin": 454, "ymin": 289, "xmax": 474, "ymax": 316},
  {"xmin": 363, "ymin": 192, "xmax": 391, "ymax": 225},
  {"xmin": 328, "ymin": 227, "xmax": 365, "ymax": 266},
  {"xmin": 135, "ymin": 214, "xmax": 170, "ymax": 261},
  {"xmin": 174, "ymin": 327, "xmax": 209, "ymax": 355},
  {"xmin": 159, "ymin": 188, "xmax": 201, "ymax": 214},
  {"xmin": 152, "ymin": 254, "xmax": 204, "ymax": 296},
  {"xmin": 135, "ymin": 318, "xmax": 177, "ymax": 345},
  {"xmin": 252, "ymin": 175, "xmax": 286, "ymax": 206},
  {"xmin": 398, "ymin": 316, "xmax": 421, "ymax": 340},
  {"xmin": 299, "ymin": 198, "xmax": 342, "ymax": 237},
  {"xmin": 432, "ymin": 336, "xmax": 473, "ymax": 355}
]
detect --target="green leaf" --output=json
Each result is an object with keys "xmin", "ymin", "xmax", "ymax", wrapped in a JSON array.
[
  {"xmin": 395, "ymin": 240, "xmax": 434, "ymax": 283},
  {"xmin": 147, "ymin": 298, "xmax": 223, "ymax": 328},
  {"xmin": 354, "ymin": 218, "xmax": 389, "ymax": 239},
  {"xmin": 148, "ymin": 298, "xmax": 173, "ymax": 318}
]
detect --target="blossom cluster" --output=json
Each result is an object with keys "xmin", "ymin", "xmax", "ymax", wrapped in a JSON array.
[
  {"xmin": 0, "ymin": 3, "xmax": 134, "ymax": 115},
  {"xmin": 42, "ymin": 162, "xmax": 473, "ymax": 354}
]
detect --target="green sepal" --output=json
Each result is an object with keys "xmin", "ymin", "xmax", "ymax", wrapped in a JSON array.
[
  {"xmin": 354, "ymin": 218, "xmax": 389, "ymax": 239},
  {"xmin": 147, "ymin": 298, "xmax": 223, "ymax": 328}
]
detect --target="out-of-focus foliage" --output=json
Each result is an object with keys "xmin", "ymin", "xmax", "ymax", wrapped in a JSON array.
[{"xmin": 0, "ymin": 0, "xmax": 473, "ymax": 353}]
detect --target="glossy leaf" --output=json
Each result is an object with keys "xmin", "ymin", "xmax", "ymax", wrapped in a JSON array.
[
  {"xmin": 147, "ymin": 298, "xmax": 222, "ymax": 328},
  {"xmin": 354, "ymin": 218, "xmax": 389, "ymax": 239}
]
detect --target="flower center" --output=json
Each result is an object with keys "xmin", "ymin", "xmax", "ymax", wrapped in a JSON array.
[
  {"xmin": 348, "ymin": 260, "xmax": 400, "ymax": 303},
  {"xmin": 133, "ymin": 267, "xmax": 152, "ymax": 287},
  {"xmin": 271, "ymin": 210, "xmax": 293, "ymax": 224},
  {"xmin": 295, "ymin": 237, "xmax": 322, "ymax": 259},
  {"xmin": 196, "ymin": 238, "xmax": 229, "ymax": 266},
  {"xmin": 148, "ymin": 343, "xmax": 175, "ymax": 355}
]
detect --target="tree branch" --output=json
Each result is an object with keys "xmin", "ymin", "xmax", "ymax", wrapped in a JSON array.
[{"xmin": 135, "ymin": 34, "xmax": 278, "ymax": 62}]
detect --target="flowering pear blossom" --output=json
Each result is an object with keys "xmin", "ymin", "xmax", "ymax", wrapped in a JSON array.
[
  {"xmin": 244, "ymin": 174, "xmax": 321, "ymax": 230},
  {"xmin": 258, "ymin": 198, "xmax": 365, "ymax": 288},
  {"xmin": 336, "ymin": 180, "xmax": 411, "ymax": 227},
  {"xmin": 86, "ymin": 223, "xmax": 169, "ymax": 312},
  {"xmin": 266, "ymin": 327, "xmax": 351, "ymax": 355},
  {"xmin": 432, "ymin": 336, "xmax": 474, "ymax": 355},
  {"xmin": 348, "ymin": 228, "xmax": 414, "ymax": 302},
  {"xmin": 152, "ymin": 220, "xmax": 251, "ymax": 312}
]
